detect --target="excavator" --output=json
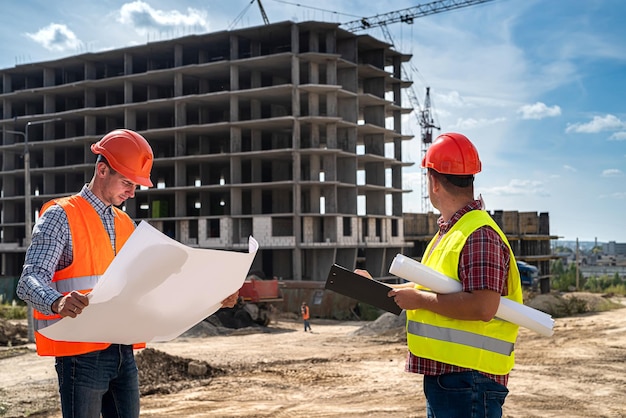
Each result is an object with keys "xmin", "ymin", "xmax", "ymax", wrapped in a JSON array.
[{"xmin": 213, "ymin": 270, "xmax": 283, "ymax": 328}]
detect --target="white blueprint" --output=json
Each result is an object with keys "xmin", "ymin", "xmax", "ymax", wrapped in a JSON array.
[{"xmin": 39, "ymin": 221, "xmax": 258, "ymax": 344}]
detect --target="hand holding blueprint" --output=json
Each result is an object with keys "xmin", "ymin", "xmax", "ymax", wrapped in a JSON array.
[{"xmin": 39, "ymin": 221, "xmax": 258, "ymax": 344}]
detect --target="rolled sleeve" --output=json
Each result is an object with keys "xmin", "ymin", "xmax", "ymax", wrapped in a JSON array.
[
  {"xmin": 17, "ymin": 205, "xmax": 69, "ymax": 315},
  {"xmin": 459, "ymin": 225, "xmax": 510, "ymax": 295}
]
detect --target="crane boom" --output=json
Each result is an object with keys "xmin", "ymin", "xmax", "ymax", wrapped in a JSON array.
[
  {"xmin": 257, "ymin": 0, "xmax": 270, "ymax": 25},
  {"xmin": 341, "ymin": 0, "xmax": 495, "ymax": 32}
]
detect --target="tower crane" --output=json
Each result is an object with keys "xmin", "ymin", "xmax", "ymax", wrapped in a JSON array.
[
  {"xmin": 339, "ymin": 0, "xmax": 494, "ymax": 212},
  {"xmin": 236, "ymin": 0, "xmax": 495, "ymax": 211},
  {"xmin": 376, "ymin": 23, "xmax": 440, "ymax": 212}
]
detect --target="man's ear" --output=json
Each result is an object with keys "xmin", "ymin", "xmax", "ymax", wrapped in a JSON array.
[
  {"xmin": 428, "ymin": 171, "xmax": 440, "ymax": 192},
  {"xmin": 96, "ymin": 161, "xmax": 108, "ymax": 178}
]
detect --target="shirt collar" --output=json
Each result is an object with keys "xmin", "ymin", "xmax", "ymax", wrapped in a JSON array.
[
  {"xmin": 79, "ymin": 184, "xmax": 114, "ymax": 217},
  {"xmin": 437, "ymin": 199, "xmax": 483, "ymax": 234}
]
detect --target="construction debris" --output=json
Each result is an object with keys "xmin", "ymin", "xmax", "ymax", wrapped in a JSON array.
[
  {"xmin": 135, "ymin": 347, "xmax": 225, "ymax": 396},
  {"xmin": 0, "ymin": 318, "xmax": 28, "ymax": 347}
]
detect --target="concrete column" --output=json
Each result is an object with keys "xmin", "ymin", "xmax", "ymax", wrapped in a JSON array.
[
  {"xmin": 124, "ymin": 80, "xmax": 133, "ymax": 103},
  {"xmin": 84, "ymin": 62, "xmax": 96, "ymax": 80},
  {"xmin": 308, "ymin": 92, "xmax": 319, "ymax": 117},
  {"xmin": 174, "ymin": 43, "xmax": 183, "ymax": 67},
  {"xmin": 124, "ymin": 53, "xmax": 133, "ymax": 75},
  {"xmin": 174, "ymin": 72, "xmax": 183, "ymax": 97},
  {"xmin": 309, "ymin": 62, "xmax": 319, "ymax": 84},
  {"xmin": 2, "ymin": 73, "xmax": 11, "ymax": 94},
  {"xmin": 230, "ymin": 34, "xmax": 239, "ymax": 60},
  {"xmin": 326, "ymin": 91, "xmax": 337, "ymax": 117}
]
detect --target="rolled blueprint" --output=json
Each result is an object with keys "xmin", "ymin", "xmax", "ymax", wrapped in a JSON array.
[{"xmin": 389, "ymin": 254, "xmax": 554, "ymax": 337}]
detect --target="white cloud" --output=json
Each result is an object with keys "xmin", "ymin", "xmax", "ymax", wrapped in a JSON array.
[
  {"xmin": 602, "ymin": 169, "xmax": 623, "ymax": 177},
  {"xmin": 434, "ymin": 91, "xmax": 466, "ymax": 108},
  {"xmin": 608, "ymin": 132, "xmax": 626, "ymax": 141},
  {"xmin": 118, "ymin": 1, "xmax": 210, "ymax": 35},
  {"xmin": 517, "ymin": 102, "xmax": 561, "ymax": 120},
  {"xmin": 480, "ymin": 179, "xmax": 549, "ymax": 197},
  {"xmin": 565, "ymin": 114, "xmax": 626, "ymax": 134},
  {"xmin": 600, "ymin": 191, "xmax": 626, "ymax": 199},
  {"xmin": 401, "ymin": 171, "xmax": 425, "ymax": 195},
  {"xmin": 450, "ymin": 117, "xmax": 506, "ymax": 130},
  {"xmin": 563, "ymin": 165, "xmax": 577, "ymax": 172},
  {"xmin": 26, "ymin": 23, "xmax": 82, "ymax": 52}
]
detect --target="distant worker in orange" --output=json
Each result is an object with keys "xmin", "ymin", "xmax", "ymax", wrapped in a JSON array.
[
  {"xmin": 17, "ymin": 129, "xmax": 239, "ymax": 418},
  {"xmin": 356, "ymin": 132, "xmax": 523, "ymax": 418},
  {"xmin": 301, "ymin": 301, "xmax": 312, "ymax": 332}
]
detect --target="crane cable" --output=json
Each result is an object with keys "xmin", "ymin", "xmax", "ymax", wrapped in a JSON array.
[
  {"xmin": 268, "ymin": 0, "xmax": 361, "ymax": 20},
  {"xmin": 229, "ymin": 0, "xmax": 257, "ymax": 30},
  {"xmin": 231, "ymin": 0, "xmax": 360, "ymax": 28}
]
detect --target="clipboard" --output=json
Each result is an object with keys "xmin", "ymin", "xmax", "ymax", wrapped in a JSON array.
[{"xmin": 324, "ymin": 264, "xmax": 402, "ymax": 315}]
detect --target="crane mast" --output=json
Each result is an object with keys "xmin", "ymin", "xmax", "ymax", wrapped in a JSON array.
[
  {"xmin": 341, "ymin": 0, "xmax": 487, "ymax": 212},
  {"xmin": 420, "ymin": 87, "xmax": 439, "ymax": 212},
  {"xmin": 257, "ymin": 0, "xmax": 270, "ymax": 25}
]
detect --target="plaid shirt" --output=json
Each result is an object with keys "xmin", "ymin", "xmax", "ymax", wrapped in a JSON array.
[
  {"xmin": 16, "ymin": 185, "xmax": 120, "ymax": 315},
  {"xmin": 405, "ymin": 200, "xmax": 511, "ymax": 386}
]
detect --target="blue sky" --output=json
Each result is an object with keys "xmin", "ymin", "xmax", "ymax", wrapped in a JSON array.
[{"xmin": 1, "ymin": 0, "xmax": 625, "ymax": 243}]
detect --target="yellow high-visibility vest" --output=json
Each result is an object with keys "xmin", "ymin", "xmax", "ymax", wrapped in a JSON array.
[{"xmin": 406, "ymin": 210, "xmax": 523, "ymax": 375}]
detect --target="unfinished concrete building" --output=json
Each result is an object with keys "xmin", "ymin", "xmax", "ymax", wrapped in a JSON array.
[{"xmin": 0, "ymin": 21, "xmax": 413, "ymax": 284}]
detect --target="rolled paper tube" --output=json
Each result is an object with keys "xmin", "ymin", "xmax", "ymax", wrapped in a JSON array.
[{"xmin": 389, "ymin": 254, "xmax": 554, "ymax": 337}]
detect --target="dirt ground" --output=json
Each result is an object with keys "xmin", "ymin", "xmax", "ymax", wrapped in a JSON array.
[{"xmin": 1, "ymin": 293, "xmax": 625, "ymax": 418}]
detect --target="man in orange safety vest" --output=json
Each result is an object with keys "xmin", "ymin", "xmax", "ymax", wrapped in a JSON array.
[{"xmin": 17, "ymin": 129, "xmax": 239, "ymax": 418}]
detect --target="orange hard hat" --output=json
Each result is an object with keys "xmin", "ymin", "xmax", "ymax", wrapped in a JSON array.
[
  {"xmin": 421, "ymin": 132, "xmax": 481, "ymax": 175},
  {"xmin": 91, "ymin": 129, "xmax": 154, "ymax": 187}
]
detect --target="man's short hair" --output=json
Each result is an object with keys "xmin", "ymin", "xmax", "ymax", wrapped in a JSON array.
[
  {"xmin": 444, "ymin": 174, "xmax": 474, "ymax": 188},
  {"xmin": 97, "ymin": 154, "xmax": 117, "ymax": 176},
  {"xmin": 429, "ymin": 168, "xmax": 474, "ymax": 188}
]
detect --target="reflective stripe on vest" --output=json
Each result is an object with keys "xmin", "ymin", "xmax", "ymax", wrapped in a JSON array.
[
  {"xmin": 50, "ymin": 275, "xmax": 100, "ymax": 295},
  {"xmin": 407, "ymin": 321, "xmax": 514, "ymax": 357},
  {"xmin": 35, "ymin": 317, "xmax": 60, "ymax": 330},
  {"xmin": 32, "ymin": 274, "xmax": 102, "ymax": 332}
]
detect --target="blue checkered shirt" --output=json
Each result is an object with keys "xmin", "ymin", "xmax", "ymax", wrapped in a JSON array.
[{"xmin": 16, "ymin": 185, "xmax": 122, "ymax": 315}]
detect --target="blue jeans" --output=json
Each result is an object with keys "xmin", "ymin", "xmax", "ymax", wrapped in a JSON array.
[
  {"xmin": 55, "ymin": 344, "xmax": 139, "ymax": 418},
  {"xmin": 423, "ymin": 371, "xmax": 508, "ymax": 418},
  {"xmin": 304, "ymin": 319, "xmax": 311, "ymax": 331}
]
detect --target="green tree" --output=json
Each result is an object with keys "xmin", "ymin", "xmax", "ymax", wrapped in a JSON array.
[
  {"xmin": 550, "ymin": 260, "xmax": 579, "ymax": 291},
  {"xmin": 551, "ymin": 259, "xmax": 565, "ymax": 276},
  {"xmin": 584, "ymin": 276, "xmax": 600, "ymax": 292},
  {"xmin": 612, "ymin": 272, "xmax": 622, "ymax": 287},
  {"xmin": 591, "ymin": 245, "xmax": 603, "ymax": 255}
]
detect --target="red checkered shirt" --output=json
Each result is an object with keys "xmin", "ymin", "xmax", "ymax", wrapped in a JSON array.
[{"xmin": 405, "ymin": 200, "xmax": 511, "ymax": 386}]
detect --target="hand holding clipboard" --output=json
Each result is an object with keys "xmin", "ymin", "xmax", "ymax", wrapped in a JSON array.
[{"xmin": 324, "ymin": 264, "xmax": 402, "ymax": 315}]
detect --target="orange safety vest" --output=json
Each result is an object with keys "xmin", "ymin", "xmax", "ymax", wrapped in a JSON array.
[
  {"xmin": 33, "ymin": 195, "xmax": 145, "ymax": 356},
  {"xmin": 301, "ymin": 305, "xmax": 310, "ymax": 320}
]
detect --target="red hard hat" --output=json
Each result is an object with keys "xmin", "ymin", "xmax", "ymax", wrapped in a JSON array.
[
  {"xmin": 91, "ymin": 129, "xmax": 154, "ymax": 187},
  {"xmin": 421, "ymin": 132, "xmax": 481, "ymax": 175}
]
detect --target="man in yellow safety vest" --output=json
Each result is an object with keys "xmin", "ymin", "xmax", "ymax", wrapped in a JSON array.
[{"xmin": 357, "ymin": 132, "xmax": 522, "ymax": 418}]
